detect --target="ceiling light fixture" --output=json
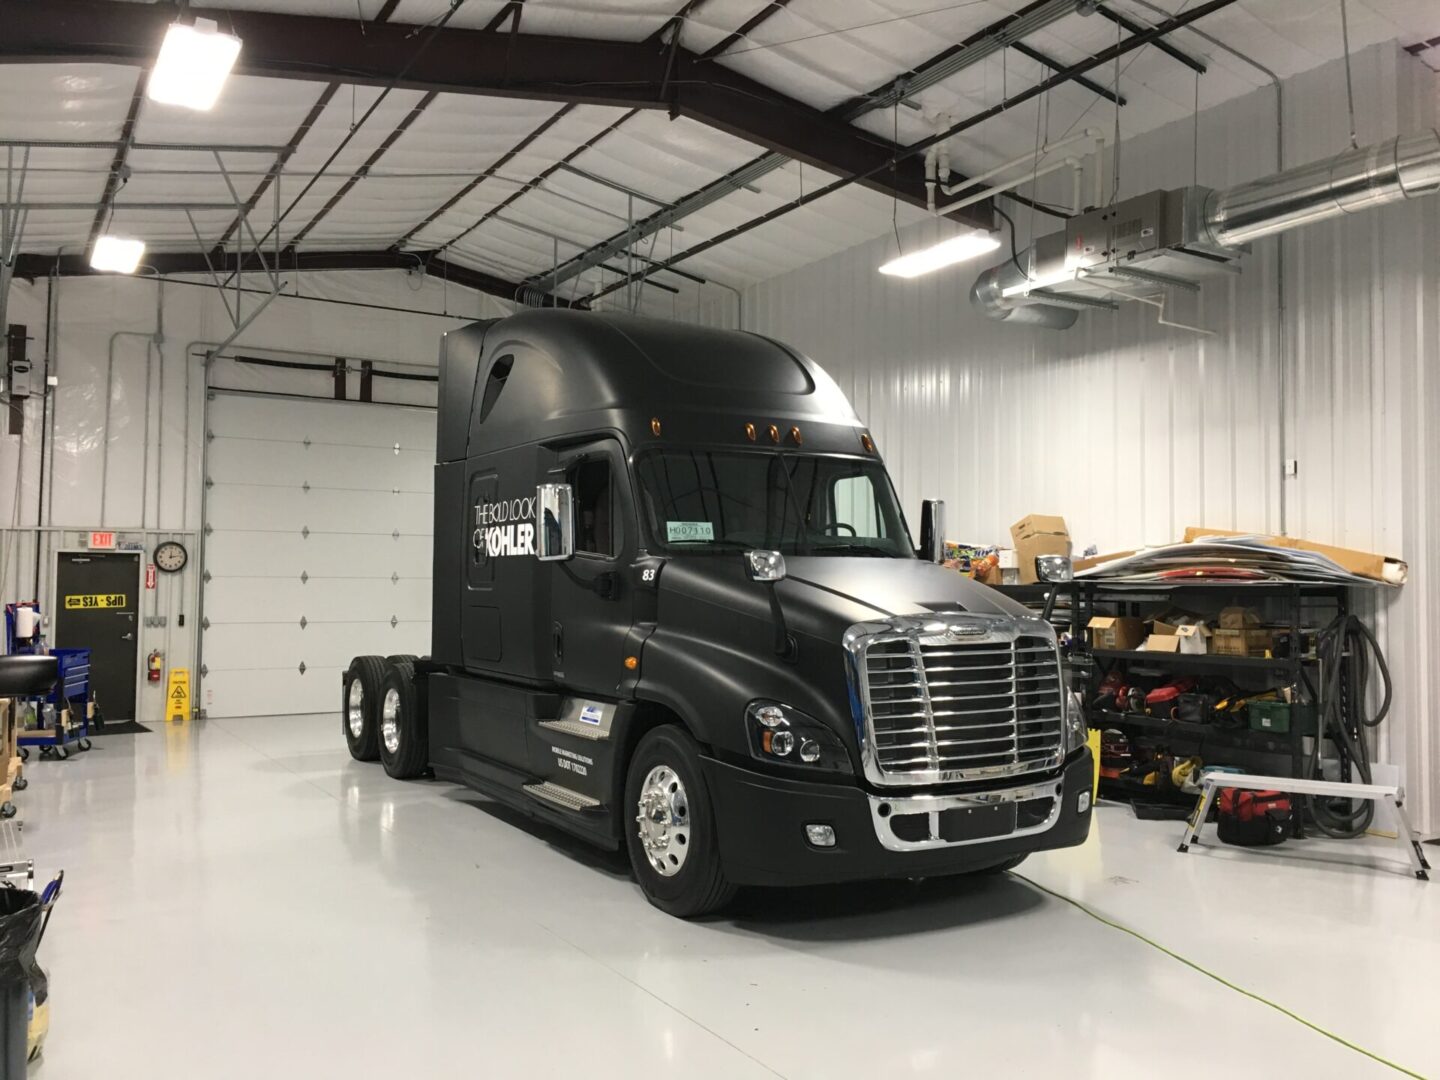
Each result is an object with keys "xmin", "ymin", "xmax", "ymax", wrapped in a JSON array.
[
  {"xmin": 148, "ymin": 18, "xmax": 243, "ymax": 111},
  {"xmin": 89, "ymin": 236, "xmax": 147, "ymax": 274},
  {"xmin": 878, "ymin": 231, "xmax": 1001, "ymax": 278}
]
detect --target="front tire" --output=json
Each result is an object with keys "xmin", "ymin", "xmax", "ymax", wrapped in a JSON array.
[
  {"xmin": 342, "ymin": 655, "xmax": 387, "ymax": 762},
  {"xmin": 623, "ymin": 726, "xmax": 735, "ymax": 918},
  {"xmin": 378, "ymin": 661, "xmax": 428, "ymax": 779}
]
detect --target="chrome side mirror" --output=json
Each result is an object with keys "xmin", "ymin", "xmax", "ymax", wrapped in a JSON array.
[
  {"xmin": 745, "ymin": 549, "xmax": 787, "ymax": 582},
  {"xmin": 918, "ymin": 498, "xmax": 946, "ymax": 563},
  {"xmin": 536, "ymin": 483, "xmax": 575, "ymax": 562}
]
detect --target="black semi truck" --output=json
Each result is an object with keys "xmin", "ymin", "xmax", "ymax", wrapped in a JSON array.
[{"xmin": 342, "ymin": 310, "xmax": 1093, "ymax": 916}]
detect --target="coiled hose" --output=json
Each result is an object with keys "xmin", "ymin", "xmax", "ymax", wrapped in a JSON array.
[{"xmin": 1305, "ymin": 613, "xmax": 1392, "ymax": 838}]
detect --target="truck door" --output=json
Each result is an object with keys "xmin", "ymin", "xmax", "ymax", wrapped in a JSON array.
[{"xmin": 547, "ymin": 437, "xmax": 635, "ymax": 694}]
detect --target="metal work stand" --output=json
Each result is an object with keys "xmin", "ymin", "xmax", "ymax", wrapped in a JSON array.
[{"xmin": 1178, "ymin": 772, "xmax": 1431, "ymax": 880}]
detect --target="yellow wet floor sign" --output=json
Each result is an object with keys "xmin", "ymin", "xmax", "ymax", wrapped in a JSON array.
[{"xmin": 165, "ymin": 669, "xmax": 191, "ymax": 723}]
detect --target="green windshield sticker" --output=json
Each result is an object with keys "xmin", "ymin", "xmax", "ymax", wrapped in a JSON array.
[{"xmin": 666, "ymin": 521, "xmax": 715, "ymax": 542}]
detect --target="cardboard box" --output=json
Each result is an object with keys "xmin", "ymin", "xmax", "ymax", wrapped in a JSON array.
[
  {"xmin": 1212, "ymin": 628, "xmax": 1274, "ymax": 657},
  {"xmin": 1088, "ymin": 615, "xmax": 1145, "ymax": 651},
  {"xmin": 1011, "ymin": 514, "xmax": 1072, "ymax": 584},
  {"xmin": 1175, "ymin": 623, "xmax": 1211, "ymax": 654},
  {"xmin": 1219, "ymin": 606, "xmax": 1260, "ymax": 630},
  {"xmin": 1072, "ymin": 549, "xmax": 1136, "ymax": 573},
  {"xmin": 1143, "ymin": 633, "xmax": 1182, "ymax": 652},
  {"xmin": 1183, "ymin": 526, "xmax": 1407, "ymax": 585}
]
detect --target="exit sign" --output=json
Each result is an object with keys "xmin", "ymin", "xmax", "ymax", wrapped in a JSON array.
[{"xmin": 88, "ymin": 531, "xmax": 116, "ymax": 549}]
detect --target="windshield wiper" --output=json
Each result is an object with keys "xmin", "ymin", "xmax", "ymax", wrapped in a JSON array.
[{"xmin": 810, "ymin": 543, "xmax": 897, "ymax": 558}]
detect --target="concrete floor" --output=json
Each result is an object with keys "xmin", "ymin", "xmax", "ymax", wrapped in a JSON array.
[{"xmin": 19, "ymin": 713, "xmax": 1437, "ymax": 1079}]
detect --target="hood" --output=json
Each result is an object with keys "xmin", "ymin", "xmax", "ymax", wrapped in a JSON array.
[
  {"xmin": 779, "ymin": 557, "xmax": 1031, "ymax": 625},
  {"xmin": 658, "ymin": 555, "xmax": 1031, "ymax": 645}
]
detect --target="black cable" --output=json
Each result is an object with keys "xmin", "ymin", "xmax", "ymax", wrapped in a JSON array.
[
  {"xmin": 1304, "ymin": 613, "xmax": 1392, "ymax": 838},
  {"xmin": 991, "ymin": 204, "xmax": 1029, "ymax": 278}
]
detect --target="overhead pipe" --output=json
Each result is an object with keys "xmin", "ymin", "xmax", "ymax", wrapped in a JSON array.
[{"xmin": 1201, "ymin": 130, "xmax": 1440, "ymax": 246}]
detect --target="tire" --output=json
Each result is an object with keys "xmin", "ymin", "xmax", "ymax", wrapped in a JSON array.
[
  {"xmin": 378, "ymin": 661, "xmax": 428, "ymax": 779},
  {"xmin": 623, "ymin": 726, "xmax": 735, "ymax": 918},
  {"xmin": 342, "ymin": 655, "xmax": 387, "ymax": 762}
]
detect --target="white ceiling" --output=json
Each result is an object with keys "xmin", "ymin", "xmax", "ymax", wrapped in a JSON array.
[{"xmin": 3, "ymin": 0, "xmax": 1437, "ymax": 313}]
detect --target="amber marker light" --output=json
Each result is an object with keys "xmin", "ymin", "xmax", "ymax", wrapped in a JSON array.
[
  {"xmin": 861, "ymin": 432, "xmax": 875, "ymax": 453},
  {"xmin": 624, "ymin": 656, "xmax": 639, "ymax": 671},
  {"xmin": 744, "ymin": 422, "xmax": 756, "ymax": 441},
  {"xmin": 789, "ymin": 426, "xmax": 802, "ymax": 445},
  {"xmin": 650, "ymin": 418, "xmax": 662, "ymax": 436},
  {"xmin": 768, "ymin": 424, "xmax": 780, "ymax": 443}
]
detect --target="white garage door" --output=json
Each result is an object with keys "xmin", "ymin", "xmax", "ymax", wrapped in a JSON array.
[{"xmin": 201, "ymin": 392, "xmax": 435, "ymax": 717}]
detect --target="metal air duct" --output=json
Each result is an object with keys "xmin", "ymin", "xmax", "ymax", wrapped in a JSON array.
[{"xmin": 973, "ymin": 130, "xmax": 1440, "ymax": 328}]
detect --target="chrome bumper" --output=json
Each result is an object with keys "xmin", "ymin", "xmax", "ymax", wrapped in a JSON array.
[{"xmin": 867, "ymin": 775, "xmax": 1067, "ymax": 852}]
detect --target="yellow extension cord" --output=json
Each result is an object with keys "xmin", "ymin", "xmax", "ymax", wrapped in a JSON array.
[{"xmin": 1011, "ymin": 873, "xmax": 1427, "ymax": 1079}]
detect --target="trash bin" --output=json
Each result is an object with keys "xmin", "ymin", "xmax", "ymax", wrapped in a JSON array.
[{"xmin": 0, "ymin": 890, "xmax": 41, "ymax": 1078}]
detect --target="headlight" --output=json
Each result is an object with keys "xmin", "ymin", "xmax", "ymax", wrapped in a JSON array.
[
  {"xmin": 1064, "ymin": 688, "xmax": 1088, "ymax": 754},
  {"xmin": 745, "ymin": 700, "xmax": 852, "ymax": 774}
]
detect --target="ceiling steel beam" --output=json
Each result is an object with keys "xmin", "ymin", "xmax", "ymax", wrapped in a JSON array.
[
  {"xmin": 1, "ymin": 0, "xmax": 953, "ymax": 223},
  {"xmin": 286, "ymin": 90, "xmax": 439, "ymax": 248},
  {"xmin": 526, "ymin": 0, "xmax": 1090, "ymax": 291},
  {"xmin": 1010, "ymin": 40, "xmax": 1125, "ymax": 105},
  {"xmin": 700, "ymin": 0, "xmax": 795, "ymax": 59},
  {"xmin": 86, "ymin": 68, "xmax": 148, "ymax": 256},
  {"xmin": 11, "ymin": 248, "xmax": 578, "ymax": 307},
  {"xmin": 1092, "ymin": 4, "xmax": 1207, "ymax": 73},
  {"xmin": 588, "ymin": 0, "xmax": 1238, "ymax": 301}
]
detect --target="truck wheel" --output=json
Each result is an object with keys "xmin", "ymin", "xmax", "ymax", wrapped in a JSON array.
[
  {"xmin": 624, "ymin": 726, "xmax": 735, "ymax": 918},
  {"xmin": 342, "ymin": 655, "xmax": 387, "ymax": 762},
  {"xmin": 378, "ymin": 661, "xmax": 429, "ymax": 780}
]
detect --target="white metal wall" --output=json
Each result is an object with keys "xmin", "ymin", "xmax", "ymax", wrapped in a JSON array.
[{"xmin": 687, "ymin": 45, "xmax": 1440, "ymax": 835}]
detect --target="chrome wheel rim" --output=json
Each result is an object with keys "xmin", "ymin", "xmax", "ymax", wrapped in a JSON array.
[
  {"xmin": 347, "ymin": 681, "xmax": 365, "ymax": 739},
  {"xmin": 636, "ymin": 764, "xmax": 690, "ymax": 877},
  {"xmin": 381, "ymin": 688, "xmax": 401, "ymax": 755}
]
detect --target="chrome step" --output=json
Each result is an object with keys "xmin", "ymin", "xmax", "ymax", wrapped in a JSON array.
[
  {"xmin": 522, "ymin": 781, "xmax": 601, "ymax": 812},
  {"xmin": 537, "ymin": 718, "xmax": 610, "ymax": 742}
]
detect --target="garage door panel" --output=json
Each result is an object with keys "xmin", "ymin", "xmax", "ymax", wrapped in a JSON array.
[
  {"xmin": 208, "ymin": 441, "xmax": 433, "ymax": 491},
  {"xmin": 202, "ymin": 392, "xmax": 436, "ymax": 717},
  {"xmin": 207, "ymin": 486, "xmax": 432, "ymax": 534},
  {"xmin": 203, "ymin": 532, "xmax": 433, "ymax": 577},
  {"xmin": 206, "ymin": 577, "xmax": 432, "ymax": 623},
  {"xmin": 210, "ymin": 393, "xmax": 434, "ymax": 450}
]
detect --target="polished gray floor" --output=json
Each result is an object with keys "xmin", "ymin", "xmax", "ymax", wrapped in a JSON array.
[{"xmin": 20, "ymin": 714, "xmax": 1436, "ymax": 1079}]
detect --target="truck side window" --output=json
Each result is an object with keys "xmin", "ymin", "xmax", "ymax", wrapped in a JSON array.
[
  {"xmin": 831, "ymin": 474, "xmax": 885, "ymax": 538},
  {"xmin": 477, "ymin": 354, "xmax": 514, "ymax": 423},
  {"xmin": 573, "ymin": 458, "xmax": 617, "ymax": 557}
]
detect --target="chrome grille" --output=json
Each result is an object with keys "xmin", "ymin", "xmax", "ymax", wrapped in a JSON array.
[{"xmin": 854, "ymin": 618, "xmax": 1064, "ymax": 786}]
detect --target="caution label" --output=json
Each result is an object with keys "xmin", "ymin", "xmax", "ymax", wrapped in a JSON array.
[
  {"xmin": 165, "ymin": 668, "xmax": 191, "ymax": 723},
  {"xmin": 64, "ymin": 593, "xmax": 127, "ymax": 610}
]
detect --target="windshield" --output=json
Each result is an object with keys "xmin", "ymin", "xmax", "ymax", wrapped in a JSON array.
[{"xmin": 635, "ymin": 450, "xmax": 915, "ymax": 558}]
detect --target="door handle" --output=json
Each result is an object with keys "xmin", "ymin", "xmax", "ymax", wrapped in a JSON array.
[
  {"xmin": 121, "ymin": 632, "xmax": 135, "ymax": 641},
  {"xmin": 552, "ymin": 622, "xmax": 564, "ymax": 663}
]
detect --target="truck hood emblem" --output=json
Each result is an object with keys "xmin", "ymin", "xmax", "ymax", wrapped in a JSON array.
[{"xmin": 945, "ymin": 624, "xmax": 986, "ymax": 639}]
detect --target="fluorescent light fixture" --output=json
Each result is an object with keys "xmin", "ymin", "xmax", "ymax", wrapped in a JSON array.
[
  {"xmin": 148, "ymin": 18, "xmax": 242, "ymax": 111},
  {"xmin": 90, "ymin": 236, "xmax": 146, "ymax": 274},
  {"xmin": 878, "ymin": 231, "xmax": 1001, "ymax": 278}
]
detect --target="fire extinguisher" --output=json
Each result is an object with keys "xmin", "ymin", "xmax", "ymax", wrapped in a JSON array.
[{"xmin": 147, "ymin": 650, "xmax": 163, "ymax": 683}]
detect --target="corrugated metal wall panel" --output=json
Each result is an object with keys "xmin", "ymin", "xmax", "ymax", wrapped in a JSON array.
[{"xmin": 689, "ymin": 45, "xmax": 1440, "ymax": 834}]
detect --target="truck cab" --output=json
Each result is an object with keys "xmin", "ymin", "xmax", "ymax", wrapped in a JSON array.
[{"xmin": 343, "ymin": 309, "xmax": 1093, "ymax": 916}]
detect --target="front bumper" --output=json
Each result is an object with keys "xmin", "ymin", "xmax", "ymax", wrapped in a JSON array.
[{"xmin": 701, "ymin": 748, "xmax": 1093, "ymax": 887}]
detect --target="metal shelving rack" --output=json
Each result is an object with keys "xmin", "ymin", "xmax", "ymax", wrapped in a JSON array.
[{"xmin": 996, "ymin": 580, "xmax": 1355, "ymax": 787}]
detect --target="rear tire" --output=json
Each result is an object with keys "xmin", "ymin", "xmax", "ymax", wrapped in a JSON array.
[
  {"xmin": 342, "ymin": 655, "xmax": 387, "ymax": 762},
  {"xmin": 624, "ymin": 726, "xmax": 735, "ymax": 918},
  {"xmin": 378, "ymin": 661, "xmax": 428, "ymax": 779}
]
